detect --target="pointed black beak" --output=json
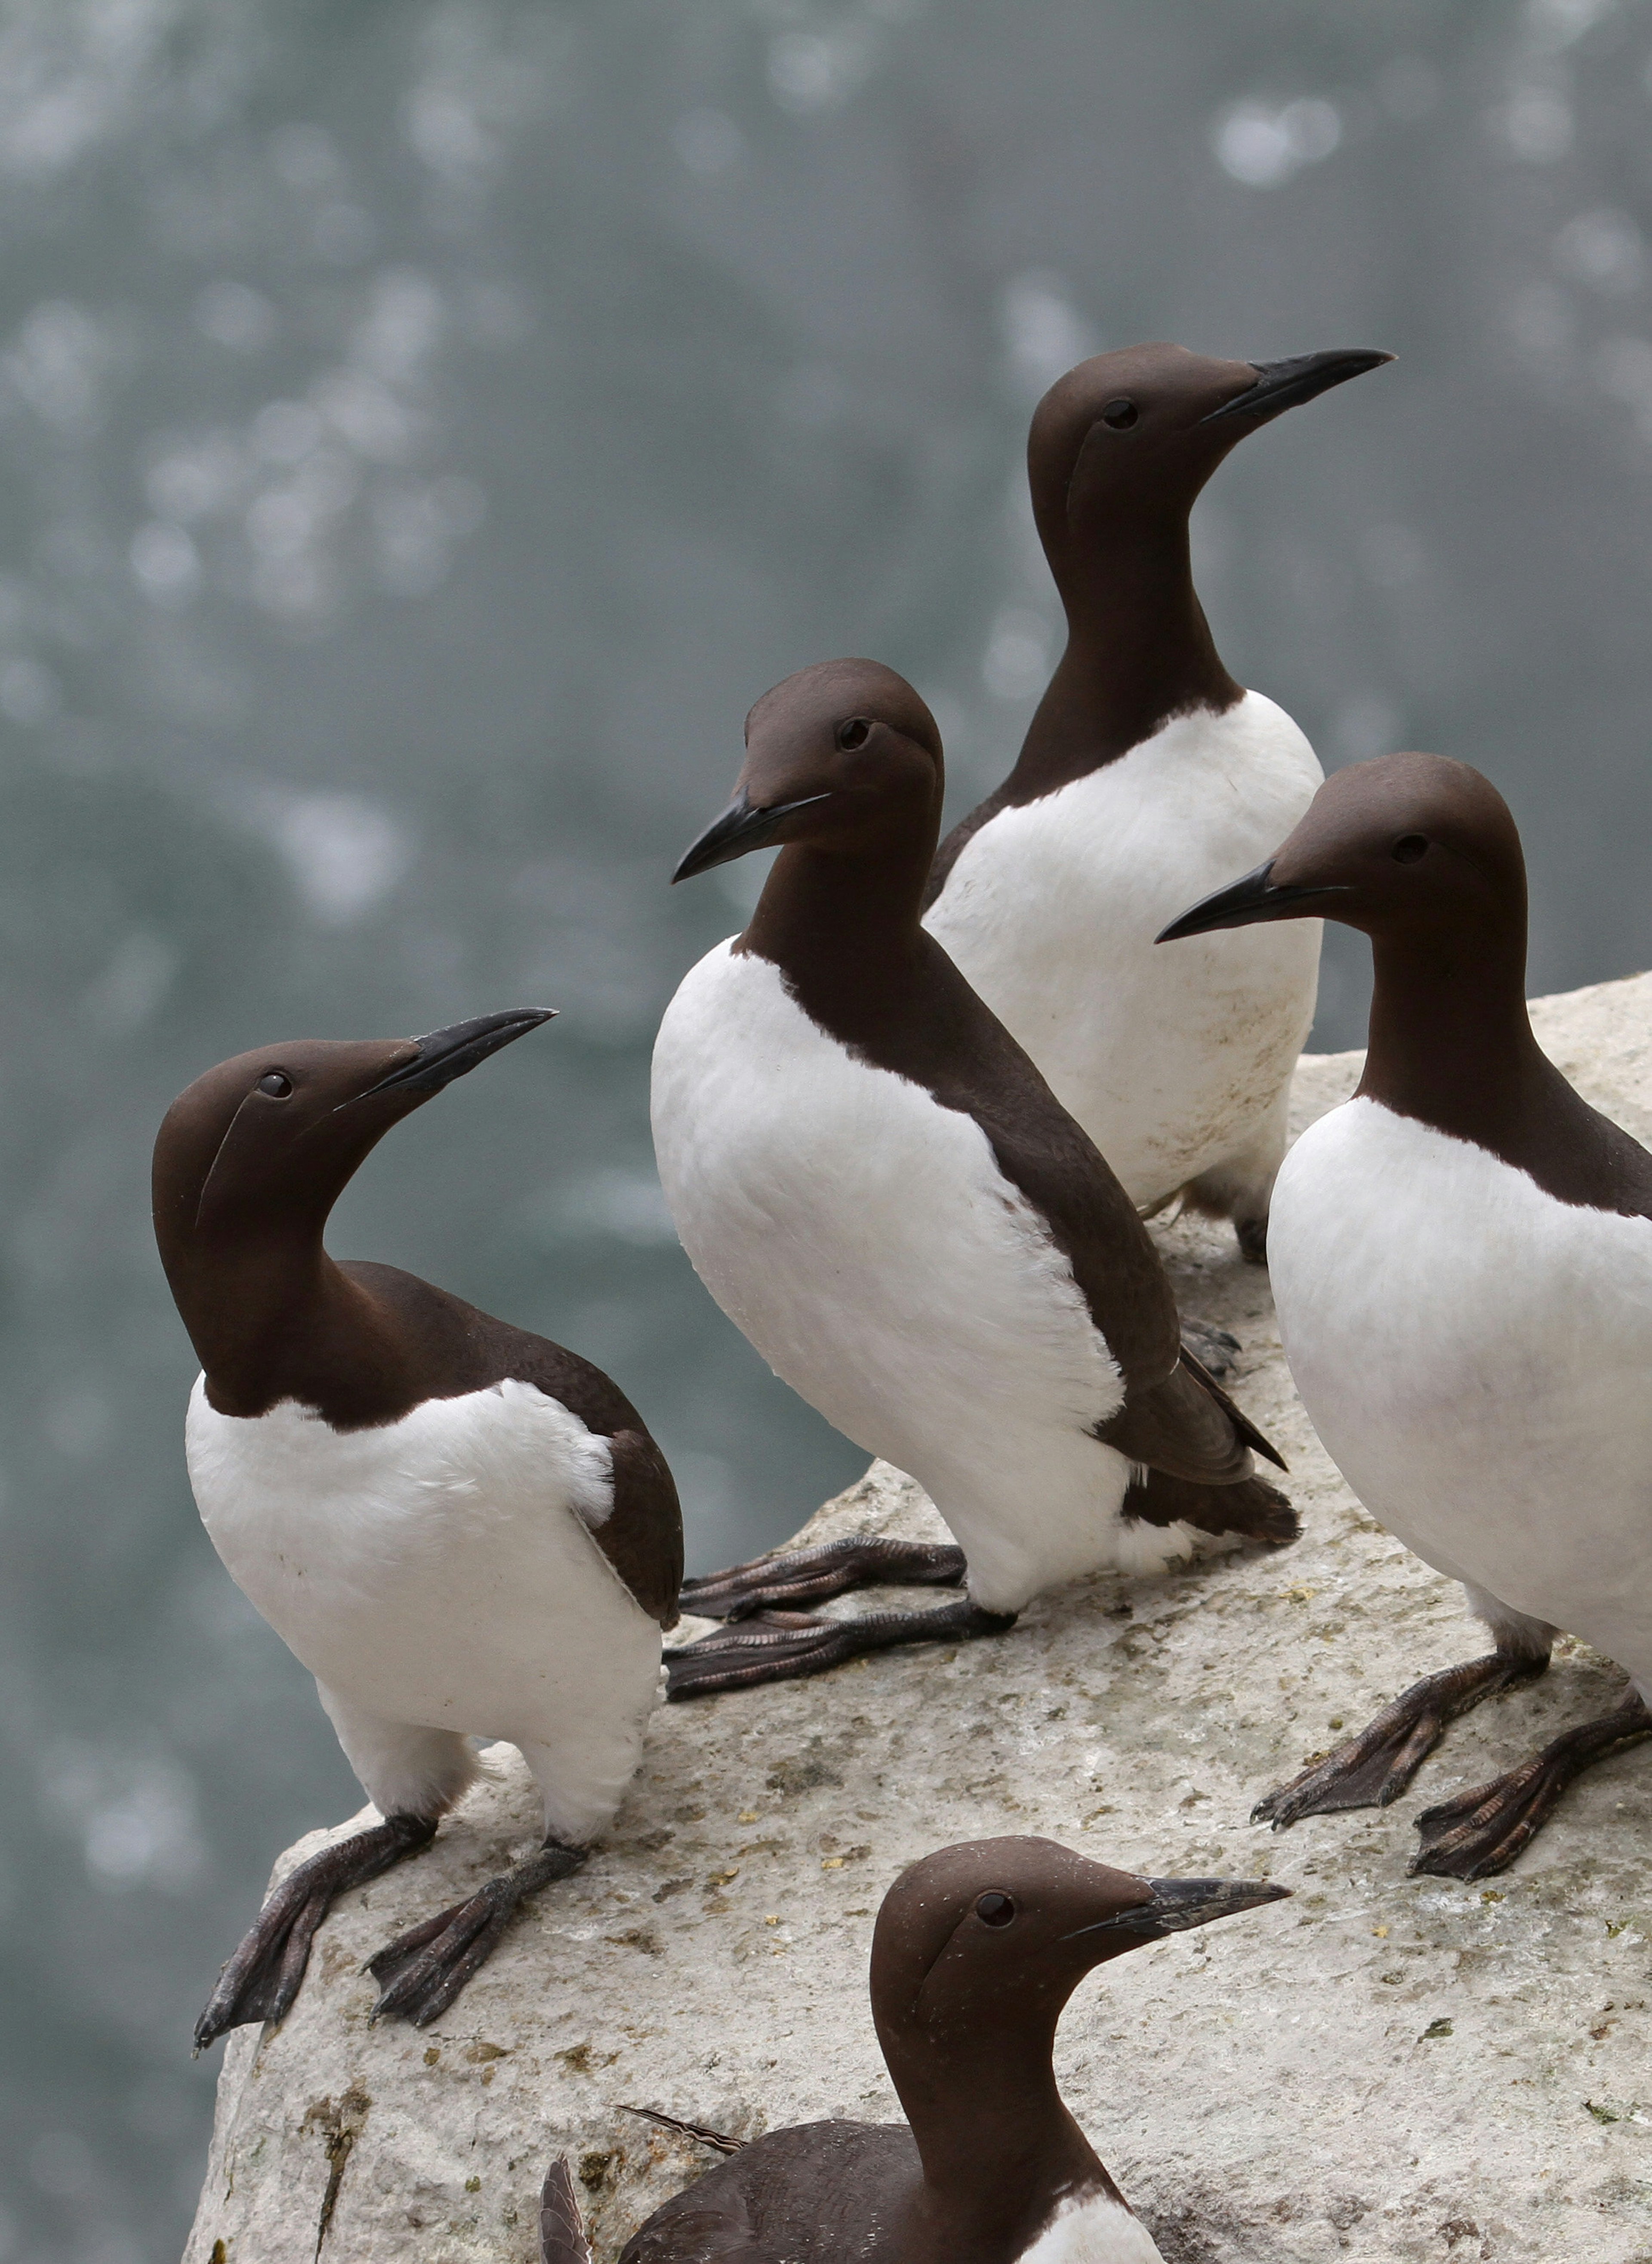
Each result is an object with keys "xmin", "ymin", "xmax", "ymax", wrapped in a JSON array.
[
  {"xmin": 672, "ymin": 790, "xmax": 832, "ymax": 883},
  {"xmin": 1156, "ymin": 860, "xmax": 1350, "ymax": 943},
  {"xmin": 1201, "ymin": 347, "xmax": 1394, "ymax": 424},
  {"xmin": 346, "ymin": 1009, "xmax": 556, "ymax": 1106},
  {"xmin": 1061, "ymin": 1874, "xmax": 1290, "ymax": 1946}
]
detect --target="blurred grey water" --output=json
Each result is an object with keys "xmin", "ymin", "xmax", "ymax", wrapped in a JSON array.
[{"xmin": 3, "ymin": 2, "xmax": 1652, "ymax": 2256}]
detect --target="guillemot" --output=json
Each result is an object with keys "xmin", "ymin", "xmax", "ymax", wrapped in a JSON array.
[
  {"xmin": 923, "ymin": 342, "xmax": 1392, "ymax": 1260},
  {"xmin": 652, "ymin": 659, "xmax": 1293, "ymax": 1698},
  {"xmin": 540, "ymin": 1838, "xmax": 1289, "ymax": 2264},
  {"xmin": 155, "ymin": 1013, "xmax": 683, "ymax": 2038},
  {"xmin": 1160, "ymin": 753, "xmax": 1652, "ymax": 1876}
]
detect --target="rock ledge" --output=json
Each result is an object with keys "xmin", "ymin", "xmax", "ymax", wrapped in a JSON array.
[{"xmin": 185, "ymin": 975, "xmax": 1652, "ymax": 2264}]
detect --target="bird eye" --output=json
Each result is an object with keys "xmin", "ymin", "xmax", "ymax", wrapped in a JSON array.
[
  {"xmin": 1100, "ymin": 398, "xmax": 1138, "ymax": 431},
  {"xmin": 1391, "ymin": 835, "xmax": 1428, "ymax": 864},
  {"xmin": 975, "ymin": 1891, "xmax": 1016, "ymax": 1927},
  {"xmin": 836, "ymin": 718, "xmax": 872, "ymax": 752},
  {"xmin": 257, "ymin": 1071, "xmax": 293, "ymax": 1098}
]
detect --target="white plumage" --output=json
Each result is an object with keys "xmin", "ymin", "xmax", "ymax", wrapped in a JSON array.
[
  {"xmin": 1016, "ymin": 2193, "xmax": 1165, "ymax": 2264},
  {"xmin": 1267, "ymin": 1095, "xmax": 1652, "ymax": 1696},
  {"xmin": 924, "ymin": 693, "xmax": 1322, "ymax": 1214},
  {"xmin": 186, "ymin": 1376, "xmax": 663, "ymax": 1844},
  {"xmin": 651, "ymin": 942, "xmax": 1209, "ymax": 1614}
]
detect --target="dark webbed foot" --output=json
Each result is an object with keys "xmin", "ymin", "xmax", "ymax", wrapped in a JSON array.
[
  {"xmin": 194, "ymin": 1811, "xmax": 436, "ymax": 2050},
  {"xmin": 1253, "ymin": 1649, "xmax": 1548, "ymax": 1829},
  {"xmin": 1410, "ymin": 1692, "xmax": 1652, "ymax": 1879},
  {"xmin": 368, "ymin": 1837, "xmax": 588, "ymax": 2025},
  {"xmin": 1178, "ymin": 1319, "xmax": 1241, "ymax": 1382},
  {"xmin": 678, "ymin": 1534, "xmax": 967, "ymax": 1622},
  {"xmin": 666, "ymin": 1597, "xmax": 1015, "ymax": 1700}
]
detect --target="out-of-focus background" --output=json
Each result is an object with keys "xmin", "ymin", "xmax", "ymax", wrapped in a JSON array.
[{"xmin": 2, "ymin": 0, "xmax": 1651, "ymax": 2254}]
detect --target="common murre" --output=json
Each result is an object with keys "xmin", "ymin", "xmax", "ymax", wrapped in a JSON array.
[
  {"xmin": 154, "ymin": 1013, "xmax": 683, "ymax": 2039},
  {"xmin": 923, "ymin": 342, "xmax": 1392, "ymax": 1260},
  {"xmin": 539, "ymin": 1838, "xmax": 1289, "ymax": 2264},
  {"xmin": 652, "ymin": 660, "xmax": 1292, "ymax": 1698},
  {"xmin": 1160, "ymin": 752, "xmax": 1652, "ymax": 1876}
]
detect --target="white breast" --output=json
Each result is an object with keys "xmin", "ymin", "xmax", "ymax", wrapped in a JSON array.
[
  {"xmin": 1016, "ymin": 2190, "xmax": 1165, "ymax": 2264},
  {"xmin": 185, "ymin": 1377, "xmax": 662, "ymax": 1841},
  {"xmin": 924, "ymin": 692, "xmax": 1322, "ymax": 1207},
  {"xmin": 1268, "ymin": 1097, "xmax": 1652, "ymax": 1683},
  {"xmin": 651, "ymin": 943, "xmax": 1160, "ymax": 1615}
]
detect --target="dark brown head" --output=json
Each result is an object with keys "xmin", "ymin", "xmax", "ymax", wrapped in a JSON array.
[
  {"xmin": 153, "ymin": 1010, "xmax": 555, "ymax": 1279},
  {"xmin": 869, "ymin": 1835, "xmax": 1287, "ymax": 2091},
  {"xmin": 1156, "ymin": 751, "xmax": 1528, "ymax": 961},
  {"xmin": 672, "ymin": 659, "xmax": 943, "ymax": 883},
  {"xmin": 1031, "ymin": 342, "xmax": 1392, "ymax": 594}
]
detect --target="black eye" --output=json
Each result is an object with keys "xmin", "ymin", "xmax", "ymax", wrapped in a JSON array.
[
  {"xmin": 836, "ymin": 718, "xmax": 871, "ymax": 752},
  {"xmin": 975, "ymin": 1891, "xmax": 1016, "ymax": 1928},
  {"xmin": 1100, "ymin": 398, "xmax": 1138, "ymax": 431},
  {"xmin": 1391, "ymin": 835, "xmax": 1427, "ymax": 864},
  {"xmin": 257, "ymin": 1071, "xmax": 293, "ymax": 1098}
]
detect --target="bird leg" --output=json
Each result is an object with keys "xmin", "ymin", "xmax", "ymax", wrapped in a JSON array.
[
  {"xmin": 1410, "ymin": 1690, "xmax": 1652, "ymax": 1880},
  {"xmin": 666, "ymin": 1596, "xmax": 1015, "ymax": 1700},
  {"xmin": 194, "ymin": 1811, "xmax": 437, "ymax": 2051},
  {"xmin": 1252, "ymin": 1645, "xmax": 1550, "ymax": 1830},
  {"xmin": 677, "ymin": 1534, "xmax": 967, "ymax": 1622},
  {"xmin": 1233, "ymin": 1213, "xmax": 1269, "ymax": 1266},
  {"xmin": 367, "ymin": 1836, "xmax": 588, "ymax": 2026}
]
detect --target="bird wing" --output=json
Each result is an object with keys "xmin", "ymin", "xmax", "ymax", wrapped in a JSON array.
[
  {"xmin": 620, "ymin": 2180, "xmax": 759, "ymax": 2263},
  {"xmin": 541, "ymin": 2159, "xmax": 594, "ymax": 2264},
  {"xmin": 599, "ymin": 1430, "xmax": 686, "ymax": 1629},
  {"xmin": 1099, "ymin": 1344, "xmax": 1287, "ymax": 1481}
]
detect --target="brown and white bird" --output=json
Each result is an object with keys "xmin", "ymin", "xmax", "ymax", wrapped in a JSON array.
[
  {"xmin": 1162, "ymin": 752, "xmax": 1652, "ymax": 1876},
  {"xmin": 155, "ymin": 1013, "xmax": 682, "ymax": 2039},
  {"xmin": 652, "ymin": 660, "xmax": 1292, "ymax": 1698},
  {"xmin": 541, "ymin": 1837, "xmax": 1288, "ymax": 2264},
  {"xmin": 924, "ymin": 342, "xmax": 1391, "ymax": 1258}
]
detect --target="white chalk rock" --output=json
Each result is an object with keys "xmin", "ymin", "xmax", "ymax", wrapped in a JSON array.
[{"xmin": 185, "ymin": 975, "xmax": 1652, "ymax": 2264}]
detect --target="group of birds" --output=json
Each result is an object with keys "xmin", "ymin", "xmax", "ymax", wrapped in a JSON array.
[{"xmin": 158, "ymin": 337, "xmax": 1652, "ymax": 2262}]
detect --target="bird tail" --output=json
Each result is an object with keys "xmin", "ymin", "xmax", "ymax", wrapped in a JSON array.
[
  {"xmin": 1125, "ymin": 1466, "xmax": 1298, "ymax": 1546},
  {"xmin": 540, "ymin": 2159, "xmax": 594, "ymax": 2264}
]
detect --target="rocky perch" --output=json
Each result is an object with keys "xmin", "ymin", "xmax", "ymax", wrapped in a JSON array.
[{"xmin": 185, "ymin": 975, "xmax": 1652, "ymax": 2264}]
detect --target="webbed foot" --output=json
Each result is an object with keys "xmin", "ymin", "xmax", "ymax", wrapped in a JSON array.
[
  {"xmin": 367, "ymin": 1837, "xmax": 588, "ymax": 2025},
  {"xmin": 678, "ymin": 1534, "xmax": 966, "ymax": 1623},
  {"xmin": 194, "ymin": 1811, "xmax": 436, "ymax": 2051},
  {"xmin": 666, "ymin": 1597, "xmax": 1015, "ymax": 1699},
  {"xmin": 1253, "ymin": 1650, "xmax": 1547, "ymax": 1829},
  {"xmin": 1410, "ymin": 1692, "xmax": 1652, "ymax": 1879}
]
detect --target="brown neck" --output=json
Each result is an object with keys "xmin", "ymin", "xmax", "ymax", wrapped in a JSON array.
[
  {"xmin": 740, "ymin": 811, "xmax": 937, "ymax": 1033},
  {"xmin": 163, "ymin": 1223, "xmax": 397, "ymax": 1420},
  {"xmin": 1011, "ymin": 512, "xmax": 1241, "ymax": 799},
  {"xmin": 1358, "ymin": 912, "xmax": 1548, "ymax": 1150},
  {"xmin": 885, "ymin": 2017, "xmax": 1111, "ymax": 2256}
]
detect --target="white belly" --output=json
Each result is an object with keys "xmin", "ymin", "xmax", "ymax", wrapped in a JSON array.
[
  {"xmin": 651, "ymin": 944, "xmax": 1148, "ymax": 1613},
  {"xmin": 1268, "ymin": 1097, "xmax": 1652, "ymax": 1680},
  {"xmin": 1017, "ymin": 2190, "xmax": 1164, "ymax": 2264},
  {"xmin": 924, "ymin": 692, "xmax": 1321, "ymax": 1206},
  {"xmin": 185, "ymin": 1377, "xmax": 662, "ymax": 1833}
]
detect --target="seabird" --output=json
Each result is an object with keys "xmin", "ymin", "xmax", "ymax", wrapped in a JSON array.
[
  {"xmin": 652, "ymin": 660, "xmax": 1292, "ymax": 1698},
  {"xmin": 923, "ymin": 342, "xmax": 1392, "ymax": 1260},
  {"xmin": 1160, "ymin": 752, "xmax": 1652, "ymax": 1876},
  {"xmin": 540, "ymin": 1837, "xmax": 1288, "ymax": 2264},
  {"xmin": 154, "ymin": 1013, "xmax": 683, "ymax": 2039}
]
